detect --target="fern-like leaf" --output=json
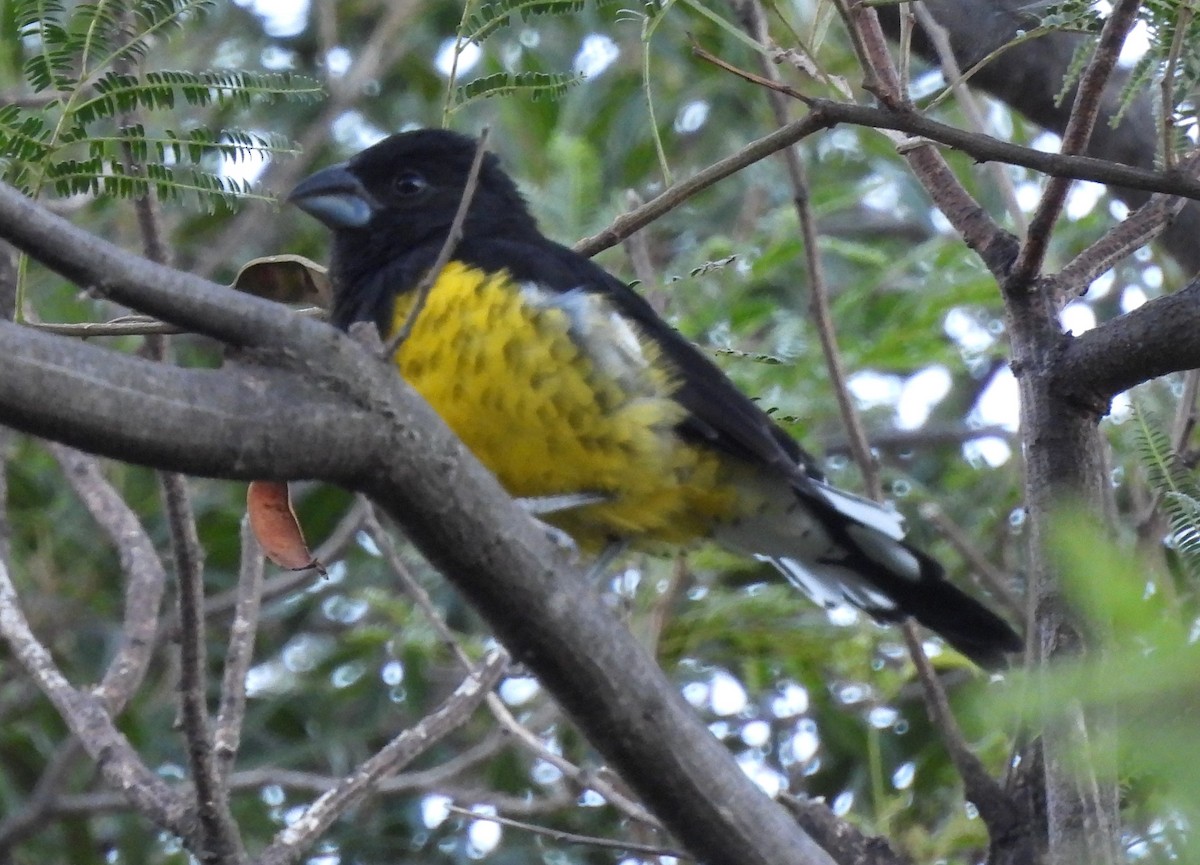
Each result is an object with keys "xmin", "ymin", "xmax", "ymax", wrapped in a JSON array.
[
  {"xmin": 1165, "ymin": 491, "xmax": 1200, "ymax": 569},
  {"xmin": 1114, "ymin": 52, "xmax": 1157, "ymax": 129},
  {"xmin": 464, "ymin": 0, "xmax": 586, "ymax": 43},
  {"xmin": 71, "ymin": 69, "xmax": 322, "ymax": 128},
  {"xmin": 1132, "ymin": 401, "xmax": 1200, "ymax": 583},
  {"xmin": 453, "ymin": 71, "xmax": 583, "ymax": 109}
]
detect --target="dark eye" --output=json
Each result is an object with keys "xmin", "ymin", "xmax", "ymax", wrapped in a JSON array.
[{"xmin": 393, "ymin": 170, "xmax": 428, "ymax": 197}]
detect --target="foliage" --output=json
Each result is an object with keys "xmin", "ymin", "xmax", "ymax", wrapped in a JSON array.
[
  {"xmin": 1, "ymin": 0, "xmax": 320, "ymax": 209},
  {"xmin": 995, "ymin": 507, "xmax": 1200, "ymax": 863},
  {"xmin": 1131, "ymin": 400, "xmax": 1200, "ymax": 586},
  {"xmin": 1, "ymin": 0, "xmax": 1198, "ymax": 863},
  {"xmin": 440, "ymin": 0, "xmax": 591, "ymax": 117},
  {"xmin": 1046, "ymin": 0, "xmax": 1200, "ymax": 133}
]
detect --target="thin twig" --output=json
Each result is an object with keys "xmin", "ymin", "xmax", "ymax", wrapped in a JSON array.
[
  {"xmin": 257, "ymin": 652, "xmax": 508, "ymax": 865},
  {"xmin": 443, "ymin": 804, "xmax": 690, "ymax": 859},
  {"xmin": 121, "ymin": 142, "xmax": 171, "ymax": 269},
  {"xmin": 487, "ymin": 693, "xmax": 661, "ymax": 827},
  {"xmin": 362, "ymin": 504, "xmax": 481, "ymax": 671},
  {"xmin": 27, "ymin": 316, "xmax": 186, "ymax": 336},
  {"xmin": 691, "ymin": 41, "xmax": 816, "ymax": 105},
  {"xmin": 900, "ymin": 622, "xmax": 1020, "ymax": 830},
  {"xmin": 0, "ymin": 739, "xmax": 84, "ymax": 852},
  {"xmin": 738, "ymin": 0, "xmax": 881, "ymax": 497},
  {"xmin": 26, "ymin": 307, "xmax": 324, "ymax": 338},
  {"xmin": 620, "ymin": 189, "xmax": 659, "ymax": 304},
  {"xmin": 643, "ymin": 553, "xmax": 689, "ymax": 652},
  {"xmin": 384, "ymin": 127, "xmax": 492, "ymax": 356},
  {"xmin": 49, "ymin": 444, "xmax": 166, "ymax": 711},
  {"xmin": 40, "ymin": 780, "xmax": 577, "ymax": 822},
  {"xmin": 363, "ymin": 505, "xmax": 662, "ymax": 827},
  {"xmin": 574, "ymin": 113, "xmax": 826, "ymax": 257},
  {"xmin": 896, "ymin": 0, "xmax": 913, "ymax": 99},
  {"xmin": 1160, "ymin": 4, "xmax": 1192, "ymax": 172},
  {"xmin": 1171, "ymin": 370, "xmax": 1200, "ymax": 454},
  {"xmin": 912, "ymin": 1, "xmax": 1028, "ymax": 235},
  {"xmin": 1057, "ymin": 151, "xmax": 1200, "ymax": 299},
  {"xmin": 919, "ymin": 502, "xmax": 1024, "ymax": 623},
  {"xmin": 33, "ymin": 732, "xmax": 512, "ymax": 822},
  {"xmin": 1008, "ymin": 0, "xmax": 1143, "ymax": 288},
  {"xmin": 161, "ymin": 474, "xmax": 246, "ymax": 864},
  {"xmin": 2, "ymin": 442, "xmax": 169, "ymax": 853},
  {"xmin": 213, "ymin": 516, "xmax": 266, "ymax": 783},
  {"xmin": 0, "ymin": 556, "xmax": 194, "ymax": 836}
]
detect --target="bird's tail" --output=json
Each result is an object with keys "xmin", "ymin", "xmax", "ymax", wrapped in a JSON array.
[{"xmin": 720, "ymin": 479, "xmax": 1022, "ymax": 669}]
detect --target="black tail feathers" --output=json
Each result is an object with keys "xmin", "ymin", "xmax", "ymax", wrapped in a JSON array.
[{"xmin": 869, "ymin": 548, "xmax": 1022, "ymax": 669}]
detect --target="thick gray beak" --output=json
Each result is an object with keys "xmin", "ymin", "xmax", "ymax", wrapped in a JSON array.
[{"xmin": 288, "ymin": 163, "xmax": 376, "ymax": 229}]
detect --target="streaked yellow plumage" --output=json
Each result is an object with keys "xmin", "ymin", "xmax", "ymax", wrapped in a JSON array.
[{"xmin": 387, "ymin": 261, "xmax": 740, "ymax": 548}]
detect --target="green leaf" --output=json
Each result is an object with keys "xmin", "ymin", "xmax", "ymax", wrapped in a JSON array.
[{"xmin": 453, "ymin": 70, "xmax": 583, "ymax": 108}]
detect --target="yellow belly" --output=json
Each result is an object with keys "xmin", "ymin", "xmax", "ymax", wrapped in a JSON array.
[{"xmin": 387, "ymin": 261, "xmax": 740, "ymax": 548}]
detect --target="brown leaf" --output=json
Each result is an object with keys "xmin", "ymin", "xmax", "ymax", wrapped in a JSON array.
[
  {"xmin": 247, "ymin": 480, "xmax": 325, "ymax": 573},
  {"xmin": 231, "ymin": 255, "xmax": 332, "ymax": 308}
]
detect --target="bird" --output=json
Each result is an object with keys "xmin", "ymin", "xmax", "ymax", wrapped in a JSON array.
[{"xmin": 289, "ymin": 128, "xmax": 1022, "ymax": 668}]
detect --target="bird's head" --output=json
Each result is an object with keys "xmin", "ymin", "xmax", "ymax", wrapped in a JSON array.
[{"xmin": 289, "ymin": 129, "xmax": 539, "ymax": 279}]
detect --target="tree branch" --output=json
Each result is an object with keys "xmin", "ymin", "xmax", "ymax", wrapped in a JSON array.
[
  {"xmin": 731, "ymin": 0, "xmax": 882, "ymax": 499},
  {"xmin": 901, "ymin": 622, "xmax": 1030, "ymax": 850},
  {"xmin": 1053, "ymin": 274, "xmax": 1200, "ymax": 412},
  {"xmin": 1009, "ymin": 0, "xmax": 1143, "ymax": 287},
  {"xmin": 682, "ymin": 53, "xmax": 1200, "ymax": 208},
  {"xmin": 879, "ymin": 0, "xmax": 1200, "ymax": 274},
  {"xmin": 257, "ymin": 652, "xmax": 508, "ymax": 865},
  {"xmin": 48, "ymin": 443, "xmax": 165, "ymax": 711},
  {"xmin": 442, "ymin": 804, "xmax": 688, "ymax": 860},
  {"xmin": 0, "ymin": 181, "xmax": 840, "ymax": 865},
  {"xmin": 162, "ymin": 471, "xmax": 246, "ymax": 864},
  {"xmin": 31, "ymin": 732, "xmax": 512, "ymax": 823},
  {"xmin": 779, "ymin": 794, "xmax": 910, "ymax": 865},
  {"xmin": 362, "ymin": 505, "xmax": 661, "ymax": 828},
  {"xmin": 574, "ymin": 114, "xmax": 828, "ymax": 257},
  {"xmin": 213, "ymin": 516, "xmax": 265, "ymax": 782},
  {"xmin": 0, "ymin": 556, "xmax": 196, "ymax": 840}
]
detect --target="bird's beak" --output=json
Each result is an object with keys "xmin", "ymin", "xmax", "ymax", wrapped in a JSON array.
[{"xmin": 288, "ymin": 163, "xmax": 377, "ymax": 229}]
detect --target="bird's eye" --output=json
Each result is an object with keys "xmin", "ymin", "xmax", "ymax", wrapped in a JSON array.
[{"xmin": 393, "ymin": 171, "xmax": 428, "ymax": 197}]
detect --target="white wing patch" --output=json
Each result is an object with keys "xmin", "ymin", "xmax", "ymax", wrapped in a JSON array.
[
  {"xmin": 719, "ymin": 473, "xmax": 919, "ymax": 613},
  {"xmin": 765, "ymin": 555, "xmax": 899, "ymax": 613},
  {"xmin": 845, "ymin": 524, "xmax": 922, "ymax": 582},
  {"xmin": 814, "ymin": 481, "xmax": 906, "ymax": 540}
]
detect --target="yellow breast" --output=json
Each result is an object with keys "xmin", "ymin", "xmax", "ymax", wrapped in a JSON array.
[{"xmin": 387, "ymin": 261, "xmax": 740, "ymax": 548}]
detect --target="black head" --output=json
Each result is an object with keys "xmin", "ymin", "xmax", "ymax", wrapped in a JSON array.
[{"xmin": 289, "ymin": 130, "xmax": 541, "ymax": 292}]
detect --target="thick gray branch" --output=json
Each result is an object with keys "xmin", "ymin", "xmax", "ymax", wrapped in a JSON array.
[
  {"xmin": 0, "ymin": 322, "xmax": 373, "ymax": 482},
  {"xmin": 1054, "ymin": 275, "xmax": 1200, "ymax": 411},
  {"xmin": 0, "ymin": 185, "xmax": 837, "ymax": 865},
  {"xmin": 0, "ymin": 181, "xmax": 341, "ymax": 352}
]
